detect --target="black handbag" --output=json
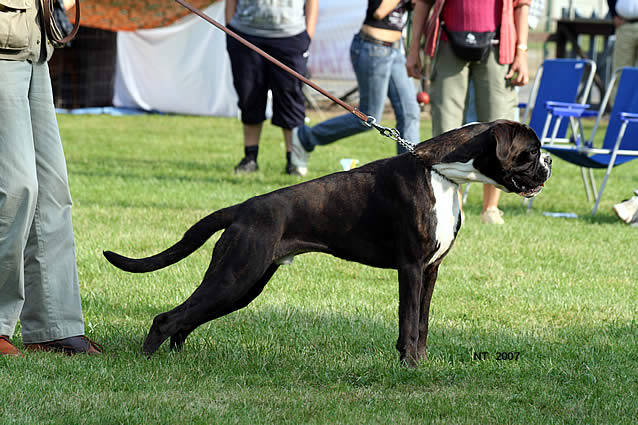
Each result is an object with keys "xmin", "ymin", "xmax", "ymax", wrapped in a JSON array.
[{"xmin": 442, "ymin": 23, "xmax": 496, "ymax": 62}]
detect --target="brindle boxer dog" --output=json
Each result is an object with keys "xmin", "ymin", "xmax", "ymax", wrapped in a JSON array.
[{"xmin": 104, "ymin": 120, "xmax": 551, "ymax": 366}]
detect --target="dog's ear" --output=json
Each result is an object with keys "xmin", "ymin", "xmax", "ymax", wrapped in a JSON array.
[{"xmin": 490, "ymin": 122, "xmax": 514, "ymax": 162}]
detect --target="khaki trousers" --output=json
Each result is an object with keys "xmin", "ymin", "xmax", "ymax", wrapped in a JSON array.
[
  {"xmin": 430, "ymin": 41, "xmax": 518, "ymax": 137},
  {"xmin": 610, "ymin": 21, "xmax": 638, "ymax": 102},
  {"xmin": 0, "ymin": 60, "xmax": 84, "ymax": 343}
]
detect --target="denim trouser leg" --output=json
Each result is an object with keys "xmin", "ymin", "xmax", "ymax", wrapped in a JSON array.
[
  {"xmin": 298, "ymin": 34, "xmax": 419, "ymax": 153},
  {"xmin": 297, "ymin": 110, "xmax": 370, "ymax": 152},
  {"xmin": 0, "ymin": 60, "xmax": 84, "ymax": 343},
  {"xmin": 386, "ymin": 49, "xmax": 420, "ymax": 152}
]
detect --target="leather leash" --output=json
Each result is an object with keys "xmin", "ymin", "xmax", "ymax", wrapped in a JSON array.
[
  {"xmin": 173, "ymin": 0, "xmax": 420, "ymax": 160},
  {"xmin": 43, "ymin": 0, "xmax": 81, "ymax": 45}
]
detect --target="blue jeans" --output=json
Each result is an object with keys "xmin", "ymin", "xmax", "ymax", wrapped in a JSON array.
[{"xmin": 298, "ymin": 33, "xmax": 420, "ymax": 154}]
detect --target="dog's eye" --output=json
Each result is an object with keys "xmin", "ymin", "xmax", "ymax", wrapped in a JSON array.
[
  {"xmin": 525, "ymin": 149, "xmax": 539, "ymax": 160},
  {"xmin": 519, "ymin": 151, "xmax": 531, "ymax": 162}
]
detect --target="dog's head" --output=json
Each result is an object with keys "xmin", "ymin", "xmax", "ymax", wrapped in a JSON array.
[
  {"xmin": 475, "ymin": 120, "xmax": 552, "ymax": 197},
  {"xmin": 431, "ymin": 120, "xmax": 552, "ymax": 198}
]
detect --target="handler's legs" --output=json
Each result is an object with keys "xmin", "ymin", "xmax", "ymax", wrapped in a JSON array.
[
  {"xmin": 0, "ymin": 60, "xmax": 36, "ymax": 339},
  {"xmin": 0, "ymin": 60, "xmax": 85, "ymax": 343}
]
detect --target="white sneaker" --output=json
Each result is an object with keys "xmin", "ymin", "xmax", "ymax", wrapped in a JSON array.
[
  {"xmin": 613, "ymin": 196, "xmax": 638, "ymax": 224},
  {"xmin": 481, "ymin": 207, "xmax": 505, "ymax": 225},
  {"xmin": 291, "ymin": 127, "xmax": 309, "ymax": 176}
]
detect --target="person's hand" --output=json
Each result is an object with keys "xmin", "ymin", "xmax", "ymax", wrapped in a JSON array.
[
  {"xmin": 406, "ymin": 50, "xmax": 422, "ymax": 79},
  {"xmin": 505, "ymin": 50, "xmax": 529, "ymax": 86},
  {"xmin": 613, "ymin": 16, "xmax": 625, "ymax": 28}
]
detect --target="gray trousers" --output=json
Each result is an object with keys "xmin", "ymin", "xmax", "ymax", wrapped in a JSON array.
[{"xmin": 0, "ymin": 60, "xmax": 84, "ymax": 343}]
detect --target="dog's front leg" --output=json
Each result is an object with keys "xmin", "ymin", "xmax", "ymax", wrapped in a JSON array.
[
  {"xmin": 417, "ymin": 263, "xmax": 439, "ymax": 362},
  {"xmin": 396, "ymin": 263, "xmax": 424, "ymax": 368}
]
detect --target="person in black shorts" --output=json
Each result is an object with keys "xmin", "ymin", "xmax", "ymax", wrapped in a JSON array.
[{"xmin": 225, "ymin": 0, "xmax": 318, "ymax": 175}]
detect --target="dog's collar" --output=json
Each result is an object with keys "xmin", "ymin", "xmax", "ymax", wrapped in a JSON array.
[{"xmin": 431, "ymin": 167, "xmax": 458, "ymax": 186}]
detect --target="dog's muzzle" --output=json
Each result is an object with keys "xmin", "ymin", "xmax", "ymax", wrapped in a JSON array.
[
  {"xmin": 541, "ymin": 153, "xmax": 552, "ymax": 174},
  {"xmin": 508, "ymin": 154, "xmax": 552, "ymax": 198}
]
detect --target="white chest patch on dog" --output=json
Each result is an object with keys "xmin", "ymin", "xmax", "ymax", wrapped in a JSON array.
[
  {"xmin": 433, "ymin": 161, "xmax": 505, "ymax": 190},
  {"xmin": 428, "ymin": 171, "xmax": 461, "ymax": 265}
]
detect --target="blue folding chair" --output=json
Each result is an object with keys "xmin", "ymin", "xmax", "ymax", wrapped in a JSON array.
[
  {"xmin": 541, "ymin": 67, "xmax": 638, "ymax": 215},
  {"xmin": 520, "ymin": 58, "xmax": 596, "ymax": 144}
]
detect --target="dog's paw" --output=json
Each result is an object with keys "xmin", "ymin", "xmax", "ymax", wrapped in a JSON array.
[{"xmin": 400, "ymin": 354, "xmax": 420, "ymax": 369}]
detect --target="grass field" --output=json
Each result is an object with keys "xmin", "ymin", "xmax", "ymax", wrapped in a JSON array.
[{"xmin": 1, "ymin": 113, "xmax": 637, "ymax": 424}]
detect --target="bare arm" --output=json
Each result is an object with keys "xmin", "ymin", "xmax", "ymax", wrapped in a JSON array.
[
  {"xmin": 505, "ymin": 3, "xmax": 530, "ymax": 86},
  {"xmin": 225, "ymin": 0, "xmax": 237, "ymax": 25},
  {"xmin": 406, "ymin": 0, "xmax": 432, "ymax": 78},
  {"xmin": 373, "ymin": 0, "xmax": 402, "ymax": 20},
  {"xmin": 305, "ymin": 0, "xmax": 319, "ymax": 39}
]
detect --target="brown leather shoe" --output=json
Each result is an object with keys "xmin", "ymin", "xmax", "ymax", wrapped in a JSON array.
[
  {"xmin": 25, "ymin": 335, "xmax": 103, "ymax": 355},
  {"xmin": 0, "ymin": 335, "xmax": 21, "ymax": 356}
]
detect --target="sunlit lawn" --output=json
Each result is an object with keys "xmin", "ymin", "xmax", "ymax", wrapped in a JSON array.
[{"xmin": 1, "ymin": 112, "xmax": 636, "ymax": 424}]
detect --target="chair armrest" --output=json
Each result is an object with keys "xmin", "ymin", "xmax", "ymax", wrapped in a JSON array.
[
  {"xmin": 545, "ymin": 101, "xmax": 592, "ymax": 118},
  {"xmin": 545, "ymin": 101, "xmax": 590, "ymax": 111},
  {"xmin": 550, "ymin": 107, "xmax": 589, "ymax": 118},
  {"xmin": 620, "ymin": 112, "xmax": 638, "ymax": 122},
  {"xmin": 518, "ymin": 102, "xmax": 527, "ymax": 109}
]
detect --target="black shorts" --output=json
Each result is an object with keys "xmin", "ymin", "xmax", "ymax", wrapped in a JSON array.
[{"xmin": 226, "ymin": 27, "xmax": 310, "ymax": 129}]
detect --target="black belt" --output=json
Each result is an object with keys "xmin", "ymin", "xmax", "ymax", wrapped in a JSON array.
[{"xmin": 357, "ymin": 32, "xmax": 401, "ymax": 48}]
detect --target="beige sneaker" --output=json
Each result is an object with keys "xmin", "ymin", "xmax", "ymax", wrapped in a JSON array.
[
  {"xmin": 290, "ymin": 127, "xmax": 309, "ymax": 176},
  {"xmin": 613, "ymin": 195, "xmax": 638, "ymax": 224},
  {"xmin": 481, "ymin": 207, "xmax": 505, "ymax": 225}
]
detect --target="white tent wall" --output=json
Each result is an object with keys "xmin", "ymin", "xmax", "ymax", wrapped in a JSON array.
[
  {"xmin": 114, "ymin": 0, "xmax": 367, "ymax": 117},
  {"xmin": 113, "ymin": 2, "xmax": 237, "ymax": 116},
  {"xmin": 307, "ymin": 0, "xmax": 366, "ymax": 80}
]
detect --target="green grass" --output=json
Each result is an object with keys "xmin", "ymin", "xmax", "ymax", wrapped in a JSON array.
[{"xmin": 1, "ymin": 113, "xmax": 637, "ymax": 424}]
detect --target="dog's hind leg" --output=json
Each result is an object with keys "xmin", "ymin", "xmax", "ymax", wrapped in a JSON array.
[
  {"xmin": 142, "ymin": 224, "xmax": 283, "ymax": 356},
  {"xmin": 168, "ymin": 264, "xmax": 280, "ymax": 352},
  {"xmin": 144, "ymin": 263, "xmax": 279, "ymax": 356}
]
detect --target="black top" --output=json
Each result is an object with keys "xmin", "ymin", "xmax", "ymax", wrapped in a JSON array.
[{"xmin": 363, "ymin": 0, "xmax": 413, "ymax": 32}]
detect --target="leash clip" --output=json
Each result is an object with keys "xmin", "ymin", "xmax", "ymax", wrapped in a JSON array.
[
  {"xmin": 365, "ymin": 116, "xmax": 399, "ymax": 139},
  {"xmin": 363, "ymin": 116, "xmax": 377, "ymax": 129},
  {"xmin": 365, "ymin": 115, "xmax": 422, "ymax": 163}
]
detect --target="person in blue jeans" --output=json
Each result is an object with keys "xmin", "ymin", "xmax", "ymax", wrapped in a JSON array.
[{"xmin": 291, "ymin": 0, "xmax": 420, "ymax": 176}]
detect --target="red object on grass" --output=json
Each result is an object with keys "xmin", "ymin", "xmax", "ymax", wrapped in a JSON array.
[{"xmin": 417, "ymin": 91, "xmax": 430, "ymax": 105}]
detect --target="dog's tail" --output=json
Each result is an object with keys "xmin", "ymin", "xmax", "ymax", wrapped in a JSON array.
[{"xmin": 103, "ymin": 206, "xmax": 236, "ymax": 273}]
